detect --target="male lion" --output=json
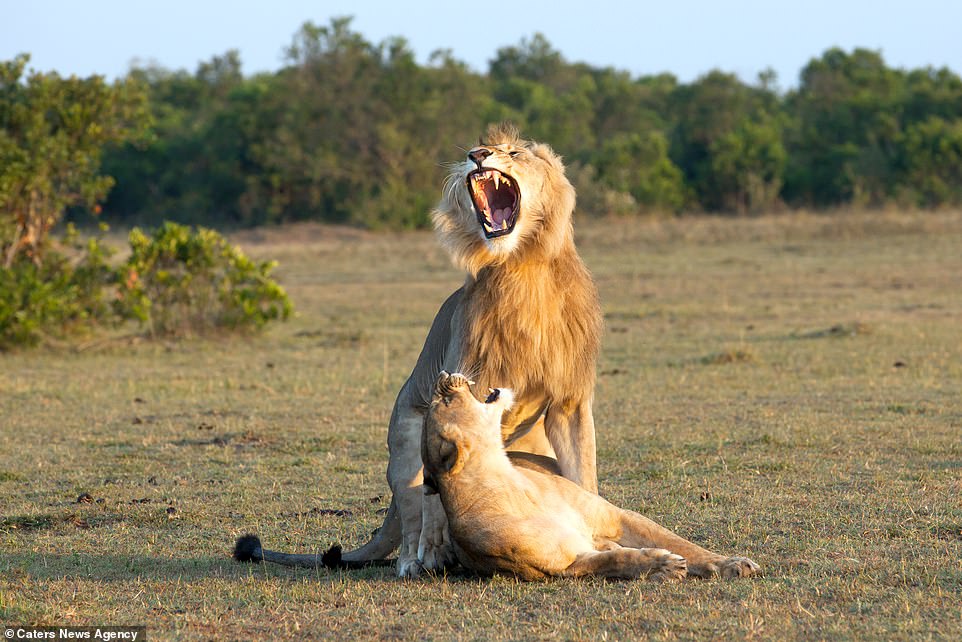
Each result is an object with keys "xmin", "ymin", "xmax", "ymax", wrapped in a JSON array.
[
  {"xmin": 423, "ymin": 372, "xmax": 761, "ymax": 580},
  {"xmin": 237, "ymin": 124, "xmax": 604, "ymax": 577}
]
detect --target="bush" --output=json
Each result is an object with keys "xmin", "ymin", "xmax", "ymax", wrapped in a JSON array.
[
  {"xmin": 0, "ymin": 256, "xmax": 78, "ymax": 348},
  {"xmin": 0, "ymin": 222, "xmax": 292, "ymax": 349},
  {"xmin": 0, "ymin": 226, "xmax": 118, "ymax": 349},
  {"xmin": 118, "ymin": 222, "xmax": 292, "ymax": 336}
]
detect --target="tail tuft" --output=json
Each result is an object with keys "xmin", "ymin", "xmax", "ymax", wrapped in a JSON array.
[
  {"xmin": 321, "ymin": 544, "xmax": 343, "ymax": 568},
  {"xmin": 233, "ymin": 533, "xmax": 263, "ymax": 563}
]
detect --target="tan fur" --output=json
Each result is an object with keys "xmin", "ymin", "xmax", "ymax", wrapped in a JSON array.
[
  {"xmin": 338, "ymin": 124, "xmax": 604, "ymax": 577},
  {"xmin": 424, "ymin": 373, "xmax": 761, "ymax": 581}
]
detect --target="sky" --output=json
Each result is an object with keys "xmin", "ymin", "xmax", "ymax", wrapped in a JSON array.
[{"xmin": 3, "ymin": 0, "xmax": 961, "ymax": 89}]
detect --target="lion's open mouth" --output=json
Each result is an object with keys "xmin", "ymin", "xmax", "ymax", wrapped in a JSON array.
[{"xmin": 467, "ymin": 169, "xmax": 520, "ymax": 239}]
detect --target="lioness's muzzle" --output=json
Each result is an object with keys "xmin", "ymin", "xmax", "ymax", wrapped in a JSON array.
[{"xmin": 436, "ymin": 371, "xmax": 473, "ymax": 396}]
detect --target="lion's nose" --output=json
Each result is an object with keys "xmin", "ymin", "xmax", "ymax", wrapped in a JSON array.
[{"xmin": 468, "ymin": 147, "xmax": 492, "ymax": 165}]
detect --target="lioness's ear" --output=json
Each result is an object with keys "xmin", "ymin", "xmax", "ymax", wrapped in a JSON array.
[{"xmin": 436, "ymin": 427, "xmax": 467, "ymax": 476}]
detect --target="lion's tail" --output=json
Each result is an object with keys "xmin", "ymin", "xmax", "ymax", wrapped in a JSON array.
[{"xmin": 232, "ymin": 495, "xmax": 401, "ymax": 570}]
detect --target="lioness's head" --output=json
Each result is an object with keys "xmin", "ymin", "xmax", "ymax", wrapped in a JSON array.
[
  {"xmin": 422, "ymin": 372, "xmax": 513, "ymax": 487},
  {"xmin": 432, "ymin": 123, "xmax": 576, "ymax": 275}
]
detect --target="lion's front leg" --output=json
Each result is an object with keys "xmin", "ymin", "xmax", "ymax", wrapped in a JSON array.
[
  {"xmin": 387, "ymin": 402, "xmax": 431, "ymax": 578},
  {"xmin": 545, "ymin": 399, "xmax": 597, "ymax": 493},
  {"xmin": 387, "ymin": 400, "xmax": 456, "ymax": 578}
]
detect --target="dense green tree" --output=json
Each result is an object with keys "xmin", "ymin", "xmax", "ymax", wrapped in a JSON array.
[
  {"xmin": 488, "ymin": 35, "xmax": 597, "ymax": 156},
  {"xmin": 236, "ymin": 19, "xmax": 489, "ymax": 228},
  {"xmin": 668, "ymin": 71, "xmax": 780, "ymax": 211},
  {"xmin": 0, "ymin": 54, "xmax": 148, "ymax": 265},
  {"xmin": 783, "ymin": 48, "xmax": 903, "ymax": 206},
  {"xmin": 709, "ymin": 116, "xmax": 787, "ymax": 213},
  {"xmin": 584, "ymin": 71, "xmax": 677, "ymax": 145},
  {"xmin": 591, "ymin": 131, "xmax": 688, "ymax": 212},
  {"xmin": 902, "ymin": 67, "xmax": 962, "ymax": 126},
  {"xmin": 899, "ymin": 117, "xmax": 962, "ymax": 206},
  {"xmin": 102, "ymin": 53, "xmax": 259, "ymax": 225}
]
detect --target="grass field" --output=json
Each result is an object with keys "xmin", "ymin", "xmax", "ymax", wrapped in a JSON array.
[{"xmin": 2, "ymin": 210, "xmax": 961, "ymax": 640}]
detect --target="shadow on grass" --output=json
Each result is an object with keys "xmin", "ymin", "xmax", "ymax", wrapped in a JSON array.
[
  {"xmin": 0, "ymin": 552, "xmax": 399, "ymax": 582},
  {"xmin": 1, "ymin": 553, "xmax": 238, "ymax": 582}
]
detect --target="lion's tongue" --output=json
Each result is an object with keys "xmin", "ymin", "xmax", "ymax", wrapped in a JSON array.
[{"xmin": 492, "ymin": 207, "xmax": 510, "ymax": 226}]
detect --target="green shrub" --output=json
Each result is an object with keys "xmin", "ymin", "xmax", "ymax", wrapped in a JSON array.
[
  {"xmin": 0, "ymin": 225, "xmax": 119, "ymax": 349},
  {"xmin": 0, "ymin": 255, "xmax": 75, "ymax": 348},
  {"xmin": 118, "ymin": 222, "xmax": 292, "ymax": 336},
  {"xmin": 0, "ymin": 222, "xmax": 292, "ymax": 349}
]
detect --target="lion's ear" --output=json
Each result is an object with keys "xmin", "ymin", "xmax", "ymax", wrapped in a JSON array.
[{"xmin": 529, "ymin": 142, "xmax": 562, "ymax": 167}]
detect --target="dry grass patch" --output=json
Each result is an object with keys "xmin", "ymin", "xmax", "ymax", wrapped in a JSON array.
[{"xmin": 2, "ymin": 211, "xmax": 961, "ymax": 640}]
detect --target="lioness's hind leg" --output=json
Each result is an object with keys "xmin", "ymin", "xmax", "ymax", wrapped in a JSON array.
[
  {"xmin": 615, "ymin": 509, "xmax": 760, "ymax": 580},
  {"xmin": 563, "ymin": 548, "xmax": 687, "ymax": 582}
]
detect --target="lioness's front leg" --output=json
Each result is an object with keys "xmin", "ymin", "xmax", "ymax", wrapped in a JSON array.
[
  {"xmin": 545, "ymin": 399, "xmax": 597, "ymax": 493},
  {"xmin": 564, "ymin": 547, "xmax": 687, "ymax": 581},
  {"xmin": 418, "ymin": 492, "xmax": 455, "ymax": 572}
]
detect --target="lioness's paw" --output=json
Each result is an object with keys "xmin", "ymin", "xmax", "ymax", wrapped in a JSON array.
[
  {"xmin": 689, "ymin": 556, "xmax": 760, "ymax": 579},
  {"xmin": 648, "ymin": 550, "xmax": 687, "ymax": 583},
  {"xmin": 418, "ymin": 499, "xmax": 456, "ymax": 573},
  {"xmin": 719, "ymin": 556, "xmax": 760, "ymax": 579}
]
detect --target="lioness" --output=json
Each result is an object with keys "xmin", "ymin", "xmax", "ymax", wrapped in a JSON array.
[{"xmin": 423, "ymin": 372, "xmax": 761, "ymax": 580}]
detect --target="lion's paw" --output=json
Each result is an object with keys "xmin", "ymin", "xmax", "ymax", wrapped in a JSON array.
[
  {"xmin": 648, "ymin": 550, "xmax": 688, "ymax": 583},
  {"xmin": 397, "ymin": 556, "xmax": 425, "ymax": 579},
  {"xmin": 419, "ymin": 540, "xmax": 457, "ymax": 573}
]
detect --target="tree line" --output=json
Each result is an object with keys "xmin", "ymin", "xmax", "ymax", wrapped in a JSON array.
[{"xmin": 9, "ymin": 17, "xmax": 962, "ymax": 236}]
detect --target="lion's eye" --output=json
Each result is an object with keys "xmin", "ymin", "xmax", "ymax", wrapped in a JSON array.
[
  {"xmin": 509, "ymin": 150, "xmax": 523, "ymax": 158},
  {"xmin": 484, "ymin": 388, "xmax": 501, "ymax": 403}
]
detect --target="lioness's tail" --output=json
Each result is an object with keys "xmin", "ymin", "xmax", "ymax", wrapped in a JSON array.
[{"xmin": 232, "ymin": 495, "xmax": 401, "ymax": 570}]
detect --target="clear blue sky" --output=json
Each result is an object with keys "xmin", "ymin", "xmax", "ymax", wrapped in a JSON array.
[{"xmin": 3, "ymin": 0, "xmax": 960, "ymax": 88}]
